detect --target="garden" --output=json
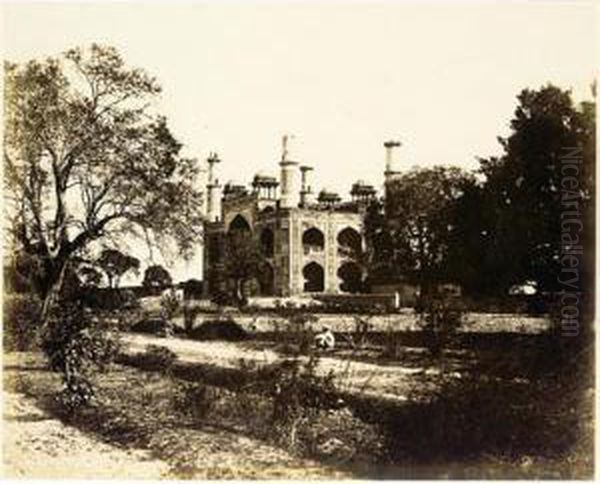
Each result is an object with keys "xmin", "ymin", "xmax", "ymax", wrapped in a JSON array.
[{"xmin": 3, "ymin": 289, "xmax": 594, "ymax": 479}]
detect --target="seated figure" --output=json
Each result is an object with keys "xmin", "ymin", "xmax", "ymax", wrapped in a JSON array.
[{"xmin": 315, "ymin": 327, "xmax": 335, "ymax": 350}]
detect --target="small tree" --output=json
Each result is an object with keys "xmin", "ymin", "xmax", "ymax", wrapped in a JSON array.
[
  {"xmin": 78, "ymin": 265, "xmax": 102, "ymax": 288},
  {"xmin": 223, "ymin": 229, "xmax": 267, "ymax": 306},
  {"xmin": 97, "ymin": 248, "xmax": 140, "ymax": 288},
  {"xmin": 143, "ymin": 264, "xmax": 172, "ymax": 291}
]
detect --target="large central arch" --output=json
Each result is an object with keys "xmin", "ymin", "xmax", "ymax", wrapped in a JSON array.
[
  {"xmin": 303, "ymin": 262, "xmax": 324, "ymax": 292},
  {"xmin": 229, "ymin": 214, "xmax": 251, "ymax": 233}
]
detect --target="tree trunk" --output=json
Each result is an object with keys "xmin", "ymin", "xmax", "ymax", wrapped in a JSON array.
[
  {"xmin": 235, "ymin": 279, "xmax": 244, "ymax": 304},
  {"xmin": 39, "ymin": 261, "xmax": 69, "ymax": 328}
]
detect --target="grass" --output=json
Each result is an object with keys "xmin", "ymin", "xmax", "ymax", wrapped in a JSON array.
[
  {"xmin": 5, "ymin": 352, "xmax": 380, "ymax": 478},
  {"xmin": 4, "ymin": 324, "xmax": 594, "ymax": 479}
]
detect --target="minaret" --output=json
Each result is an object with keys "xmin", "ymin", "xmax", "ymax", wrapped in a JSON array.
[
  {"xmin": 279, "ymin": 134, "xmax": 301, "ymax": 208},
  {"xmin": 299, "ymin": 165, "xmax": 315, "ymax": 206},
  {"xmin": 384, "ymin": 140, "xmax": 402, "ymax": 184},
  {"xmin": 206, "ymin": 152, "xmax": 223, "ymax": 222}
]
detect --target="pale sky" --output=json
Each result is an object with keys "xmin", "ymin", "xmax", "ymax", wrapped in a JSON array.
[{"xmin": 2, "ymin": 1, "xmax": 597, "ymax": 283}]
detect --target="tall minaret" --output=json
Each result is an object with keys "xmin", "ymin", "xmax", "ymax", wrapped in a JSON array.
[
  {"xmin": 206, "ymin": 152, "xmax": 223, "ymax": 222},
  {"xmin": 299, "ymin": 165, "xmax": 315, "ymax": 206},
  {"xmin": 384, "ymin": 140, "xmax": 402, "ymax": 184},
  {"xmin": 279, "ymin": 134, "xmax": 301, "ymax": 208}
]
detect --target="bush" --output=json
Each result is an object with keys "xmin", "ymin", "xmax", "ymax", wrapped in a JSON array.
[
  {"xmin": 41, "ymin": 300, "xmax": 121, "ymax": 410},
  {"xmin": 130, "ymin": 317, "xmax": 174, "ymax": 337},
  {"xmin": 382, "ymin": 367, "xmax": 590, "ymax": 466},
  {"xmin": 255, "ymin": 356, "xmax": 341, "ymax": 449},
  {"xmin": 172, "ymin": 381, "xmax": 218, "ymax": 421},
  {"xmin": 417, "ymin": 294, "xmax": 465, "ymax": 357},
  {"xmin": 136, "ymin": 344, "xmax": 178, "ymax": 374},
  {"xmin": 188, "ymin": 318, "xmax": 248, "ymax": 341},
  {"xmin": 211, "ymin": 290, "xmax": 236, "ymax": 307},
  {"xmin": 160, "ymin": 288, "xmax": 181, "ymax": 320},
  {"xmin": 3, "ymin": 293, "xmax": 41, "ymax": 351},
  {"xmin": 183, "ymin": 305, "xmax": 202, "ymax": 333},
  {"xmin": 80, "ymin": 287, "xmax": 140, "ymax": 311}
]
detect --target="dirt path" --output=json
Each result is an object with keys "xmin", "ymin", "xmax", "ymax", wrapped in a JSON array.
[
  {"xmin": 3, "ymin": 353, "xmax": 351, "ymax": 479},
  {"xmin": 2, "ymin": 388, "xmax": 170, "ymax": 479},
  {"xmin": 123, "ymin": 333, "xmax": 442, "ymax": 402}
]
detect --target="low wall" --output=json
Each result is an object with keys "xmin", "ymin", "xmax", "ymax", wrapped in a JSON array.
[{"xmin": 177, "ymin": 311, "xmax": 550, "ymax": 335}]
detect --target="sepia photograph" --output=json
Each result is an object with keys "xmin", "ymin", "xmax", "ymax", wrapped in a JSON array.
[{"xmin": 1, "ymin": 0, "xmax": 597, "ymax": 480}]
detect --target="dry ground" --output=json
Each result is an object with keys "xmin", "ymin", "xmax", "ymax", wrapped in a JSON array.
[
  {"xmin": 2, "ymin": 352, "xmax": 351, "ymax": 479},
  {"xmin": 3, "ymin": 388, "xmax": 169, "ymax": 479},
  {"xmin": 123, "ymin": 333, "xmax": 445, "ymax": 402}
]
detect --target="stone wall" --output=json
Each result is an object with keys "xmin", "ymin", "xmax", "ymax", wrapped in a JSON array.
[{"xmin": 179, "ymin": 309, "xmax": 550, "ymax": 335}]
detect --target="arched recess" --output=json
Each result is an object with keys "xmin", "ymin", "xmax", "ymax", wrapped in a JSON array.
[
  {"xmin": 302, "ymin": 227, "xmax": 325, "ymax": 255},
  {"xmin": 338, "ymin": 261, "xmax": 363, "ymax": 293},
  {"xmin": 229, "ymin": 214, "xmax": 251, "ymax": 233},
  {"xmin": 258, "ymin": 263, "xmax": 275, "ymax": 296},
  {"xmin": 260, "ymin": 227, "xmax": 274, "ymax": 257},
  {"xmin": 337, "ymin": 227, "xmax": 361, "ymax": 257},
  {"xmin": 303, "ymin": 262, "xmax": 325, "ymax": 292}
]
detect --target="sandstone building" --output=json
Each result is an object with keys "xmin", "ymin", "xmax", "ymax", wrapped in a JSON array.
[{"xmin": 202, "ymin": 137, "xmax": 401, "ymax": 297}]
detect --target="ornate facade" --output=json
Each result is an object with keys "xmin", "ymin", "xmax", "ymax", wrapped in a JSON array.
[{"xmin": 202, "ymin": 137, "xmax": 401, "ymax": 297}]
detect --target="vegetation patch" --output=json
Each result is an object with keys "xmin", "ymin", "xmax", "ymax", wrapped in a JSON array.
[{"xmin": 188, "ymin": 319, "xmax": 249, "ymax": 341}]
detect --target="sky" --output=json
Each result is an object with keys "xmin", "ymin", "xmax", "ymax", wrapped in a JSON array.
[{"xmin": 2, "ymin": 1, "xmax": 597, "ymax": 283}]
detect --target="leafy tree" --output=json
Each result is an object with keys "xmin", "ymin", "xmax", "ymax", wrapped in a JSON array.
[
  {"xmin": 142, "ymin": 264, "xmax": 172, "ymax": 289},
  {"xmin": 223, "ymin": 229, "xmax": 267, "ymax": 306},
  {"xmin": 464, "ymin": 85, "xmax": 595, "ymax": 295},
  {"xmin": 78, "ymin": 266, "xmax": 103, "ymax": 288},
  {"xmin": 384, "ymin": 166, "xmax": 473, "ymax": 295},
  {"xmin": 97, "ymin": 248, "xmax": 140, "ymax": 288},
  {"xmin": 4, "ymin": 44, "xmax": 203, "ymax": 324},
  {"xmin": 363, "ymin": 199, "xmax": 395, "ymax": 285}
]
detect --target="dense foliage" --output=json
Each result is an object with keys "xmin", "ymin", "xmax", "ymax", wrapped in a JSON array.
[
  {"xmin": 142, "ymin": 264, "xmax": 173, "ymax": 290},
  {"xmin": 368, "ymin": 85, "xmax": 595, "ymax": 301}
]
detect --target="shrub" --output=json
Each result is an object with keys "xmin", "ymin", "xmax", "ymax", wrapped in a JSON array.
[
  {"xmin": 160, "ymin": 288, "xmax": 181, "ymax": 320},
  {"xmin": 211, "ymin": 290, "xmax": 236, "ymax": 307},
  {"xmin": 119, "ymin": 289, "xmax": 140, "ymax": 310},
  {"xmin": 417, "ymin": 294, "xmax": 465, "ymax": 357},
  {"xmin": 41, "ymin": 300, "xmax": 121, "ymax": 410},
  {"xmin": 81, "ymin": 287, "xmax": 140, "ymax": 311},
  {"xmin": 137, "ymin": 344, "xmax": 178, "ymax": 374},
  {"xmin": 172, "ymin": 381, "xmax": 218, "ymax": 421},
  {"xmin": 382, "ymin": 367, "xmax": 590, "ymax": 466},
  {"xmin": 188, "ymin": 318, "xmax": 248, "ymax": 341},
  {"xmin": 3, "ymin": 293, "xmax": 41, "ymax": 351},
  {"xmin": 380, "ymin": 328, "xmax": 404, "ymax": 360},
  {"xmin": 256, "ymin": 355, "xmax": 341, "ymax": 449},
  {"xmin": 130, "ymin": 317, "xmax": 174, "ymax": 337},
  {"xmin": 184, "ymin": 305, "xmax": 202, "ymax": 333},
  {"xmin": 349, "ymin": 315, "xmax": 372, "ymax": 350}
]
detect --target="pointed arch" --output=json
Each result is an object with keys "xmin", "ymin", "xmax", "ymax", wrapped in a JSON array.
[
  {"xmin": 303, "ymin": 262, "xmax": 325, "ymax": 292},
  {"xmin": 228, "ymin": 214, "xmax": 251, "ymax": 233}
]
